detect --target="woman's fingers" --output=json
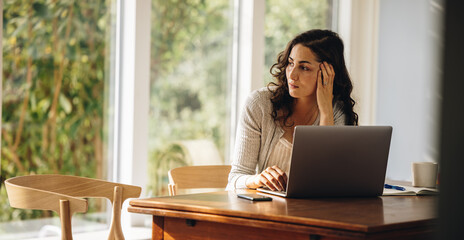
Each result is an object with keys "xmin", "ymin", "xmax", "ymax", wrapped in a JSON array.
[
  {"xmin": 260, "ymin": 171, "xmax": 279, "ymax": 190},
  {"xmin": 320, "ymin": 62, "xmax": 335, "ymax": 86},
  {"xmin": 327, "ymin": 62, "xmax": 335, "ymax": 85},
  {"xmin": 253, "ymin": 166, "xmax": 288, "ymax": 191},
  {"xmin": 270, "ymin": 166, "xmax": 288, "ymax": 189},
  {"xmin": 317, "ymin": 62, "xmax": 335, "ymax": 100},
  {"xmin": 316, "ymin": 62, "xmax": 335, "ymax": 125},
  {"xmin": 319, "ymin": 62, "xmax": 334, "ymax": 85},
  {"xmin": 259, "ymin": 166, "xmax": 287, "ymax": 191},
  {"xmin": 317, "ymin": 68, "xmax": 323, "ymax": 86},
  {"xmin": 320, "ymin": 63, "xmax": 327, "ymax": 86}
]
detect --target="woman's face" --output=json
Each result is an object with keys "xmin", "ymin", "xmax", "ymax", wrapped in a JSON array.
[{"xmin": 286, "ymin": 44, "xmax": 321, "ymax": 99}]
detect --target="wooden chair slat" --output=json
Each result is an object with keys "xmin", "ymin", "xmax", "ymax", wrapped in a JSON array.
[{"xmin": 168, "ymin": 165, "xmax": 231, "ymax": 196}]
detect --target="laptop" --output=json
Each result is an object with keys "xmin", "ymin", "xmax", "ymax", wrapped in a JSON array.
[{"xmin": 257, "ymin": 126, "xmax": 392, "ymax": 198}]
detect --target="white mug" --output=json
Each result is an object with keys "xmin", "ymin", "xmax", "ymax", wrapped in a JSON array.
[{"xmin": 412, "ymin": 162, "xmax": 438, "ymax": 188}]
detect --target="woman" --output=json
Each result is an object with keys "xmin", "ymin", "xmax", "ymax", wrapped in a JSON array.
[{"xmin": 227, "ymin": 29, "xmax": 358, "ymax": 191}]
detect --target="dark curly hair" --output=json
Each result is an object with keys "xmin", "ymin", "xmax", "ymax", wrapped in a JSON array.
[{"xmin": 268, "ymin": 29, "xmax": 358, "ymax": 126}]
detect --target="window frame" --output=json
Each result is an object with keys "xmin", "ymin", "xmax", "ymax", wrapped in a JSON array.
[
  {"xmin": 113, "ymin": 0, "xmax": 151, "ymax": 227},
  {"xmin": 230, "ymin": 0, "xmax": 266, "ymax": 159}
]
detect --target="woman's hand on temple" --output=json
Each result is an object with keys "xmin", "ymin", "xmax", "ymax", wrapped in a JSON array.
[
  {"xmin": 317, "ymin": 61, "xmax": 335, "ymax": 125},
  {"xmin": 246, "ymin": 166, "xmax": 287, "ymax": 191}
]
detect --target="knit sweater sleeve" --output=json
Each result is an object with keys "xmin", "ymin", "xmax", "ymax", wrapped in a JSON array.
[{"xmin": 226, "ymin": 90, "xmax": 265, "ymax": 190}]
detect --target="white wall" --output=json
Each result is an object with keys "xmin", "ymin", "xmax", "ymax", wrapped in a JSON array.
[
  {"xmin": 376, "ymin": 0, "xmax": 443, "ymax": 181},
  {"xmin": 338, "ymin": 0, "xmax": 379, "ymax": 125}
]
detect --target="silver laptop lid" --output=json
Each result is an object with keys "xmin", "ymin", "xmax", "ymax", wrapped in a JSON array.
[{"xmin": 285, "ymin": 126, "xmax": 392, "ymax": 198}]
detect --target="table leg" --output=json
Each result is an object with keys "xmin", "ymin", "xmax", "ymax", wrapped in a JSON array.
[{"xmin": 152, "ymin": 216, "xmax": 164, "ymax": 240}]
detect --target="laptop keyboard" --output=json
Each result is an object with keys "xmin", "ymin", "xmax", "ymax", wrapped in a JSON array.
[{"xmin": 258, "ymin": 187, "xmax": 286, "ymax": 194}]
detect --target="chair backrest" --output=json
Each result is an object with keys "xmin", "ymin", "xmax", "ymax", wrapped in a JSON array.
[
  {"xmin": 168, "ymin": 165, "xmax": 231, "ymax": 196},
  {"xmin": 5, "ymin": 175, "xmax": 141, "ymax": 240}
]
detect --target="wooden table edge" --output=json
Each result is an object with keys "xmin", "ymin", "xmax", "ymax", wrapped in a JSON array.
[
  {"xmin": 128, "ymin": 205, "xmax": 370, "ymax": 239},
  {"xmin": 128, "ymin": 204, "xmax": 436, "ymax": 235},
  {"xmin": 128, "ymin": 200, "xmax": 369, "ymax": 232}
]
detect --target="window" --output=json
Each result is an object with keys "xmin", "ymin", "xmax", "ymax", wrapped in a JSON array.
[
  {"xmin": 264, "ymin": 0, "xmax": 336, "ymax": 84},
  {"xmin": 1, "ymin": 0, "xmax": 115, "ymax": 238},
  {"xmin": 0, "ymin": 0, "xmax": 339, "ymax": 235},
  {"xmin": 148, "ymin": 0, "xmax": 235, "ymax": 196}
]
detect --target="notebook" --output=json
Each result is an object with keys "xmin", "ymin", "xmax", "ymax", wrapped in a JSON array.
[
  {"xmin": 257, "ymin": 126, "xmax": 393, "ymax": 198},
  {"xmin": 382, "ymin": 185, "xmax": 439, "ymax": 196}
]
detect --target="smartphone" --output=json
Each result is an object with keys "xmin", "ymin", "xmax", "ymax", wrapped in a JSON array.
[{"xmin": 237, "ymin": 193, "xmax": 272, "ymax": 201}]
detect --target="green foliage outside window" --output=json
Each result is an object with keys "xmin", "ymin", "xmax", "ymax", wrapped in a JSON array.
[
  {"xmin": 1, "ymin": 0, "xmax": 111, "ymax": 222},
  {"xmin": 148, "ymin": 0, "xmax": 233, "ymax": 196},
  {"xmin": 264, "ymin": 0, "xmax": 333, "ymax": 83}
]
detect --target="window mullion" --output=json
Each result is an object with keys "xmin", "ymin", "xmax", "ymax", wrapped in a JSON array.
[{"xmin": 115, "ymin": 0, "xmax": 151, "ymax": 227}]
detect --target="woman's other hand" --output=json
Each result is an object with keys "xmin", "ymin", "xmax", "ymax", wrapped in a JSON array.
[
  {"xmin": 246, "ymin": 165, "xmax": 288, "ymax": 191},
  {"xmin": 317, "ymin": 61, "xmax": 335, "ymax": 125}
]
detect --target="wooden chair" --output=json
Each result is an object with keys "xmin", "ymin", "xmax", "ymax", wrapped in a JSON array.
[
  {"xmin": 5, "ymin": 174, "xmax": 141, "ymax": 240},
  {"xmin": 168, "ymin": 165, "xmax": 231, "ymax": 196}
]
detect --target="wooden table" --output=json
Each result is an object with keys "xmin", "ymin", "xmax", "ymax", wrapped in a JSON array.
[{"xmin": 128, "ymin": 190, "xmax": 437, "ymax": 240}]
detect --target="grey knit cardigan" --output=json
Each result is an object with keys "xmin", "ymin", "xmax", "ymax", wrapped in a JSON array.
[{"xmin": 226, "ymin": 87, "xmax": 347, "ymax": 189}]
